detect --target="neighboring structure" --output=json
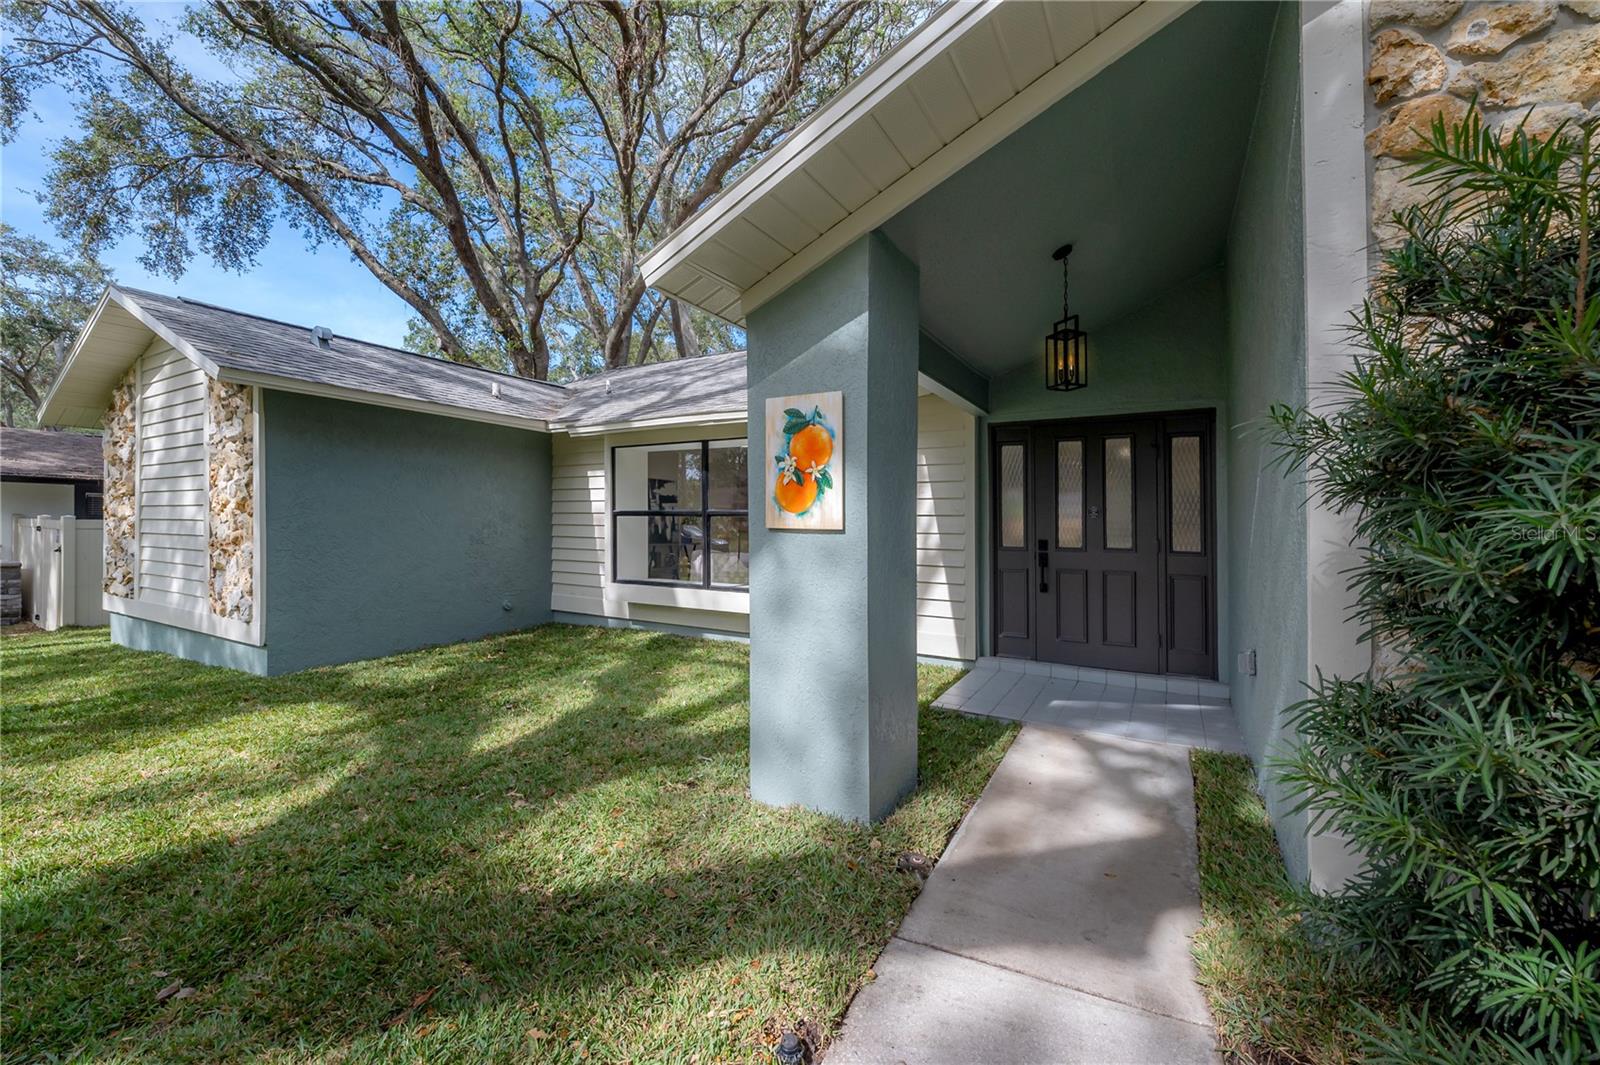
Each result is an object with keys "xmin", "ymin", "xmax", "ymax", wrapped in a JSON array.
[
  {"xmin": 1, "ymin": 427, "xmax": 104, "ymax": 559},
  {"xmin": 34, "ymin": 2, "xmax": 1595, "ymax": 880}
]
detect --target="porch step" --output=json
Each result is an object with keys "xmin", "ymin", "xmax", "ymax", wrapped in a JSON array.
[
  {"xmin": 971, "ymin": 656, "xmax": 1230, "ymax": 699},
  {"xmin": 933, "ymin": 661, "xmax": 1245, "ymax": 754}
]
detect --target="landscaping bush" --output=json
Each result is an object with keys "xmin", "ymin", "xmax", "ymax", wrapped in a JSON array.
[{"xmin": 1270, "ymin": 111, "xmax": 1599, "ymax": 1062}]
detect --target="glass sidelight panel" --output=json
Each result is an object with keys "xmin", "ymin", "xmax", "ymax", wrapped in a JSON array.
[
  {"xmin": 1056, "ymin": 440, "xmax": 1084, "ymax": 548},
  {"xmin": 999, "ymin": 443, "xmax": 1026, "ymax": 548},
  {"xmin": 1104, "ymin": 436, "xmax": 1133, "ymax": 549},
  {"xmin": 1169, "ymin": 435, "xmax": 1203, "ymax": 553}
]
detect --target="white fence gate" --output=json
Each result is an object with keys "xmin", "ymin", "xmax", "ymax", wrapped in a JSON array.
[{"xmin": 11, "ymin": 515, "xmax": 107, "ymax": 630}]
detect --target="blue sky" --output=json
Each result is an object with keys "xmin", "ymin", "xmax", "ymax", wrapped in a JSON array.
[{"xmin": 1, "ymin": 29, "xmax": 416, "ymax": 349}]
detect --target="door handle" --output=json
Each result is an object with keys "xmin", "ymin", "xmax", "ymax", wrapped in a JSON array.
[{"xmin": 1037, "ymin": 539, "xmax": 1049, "ymax": 593}]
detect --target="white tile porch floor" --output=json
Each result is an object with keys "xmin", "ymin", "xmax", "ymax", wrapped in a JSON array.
[{"xmin": 933, "ymin": 657, "xmax": 1247, "ymax": 754}]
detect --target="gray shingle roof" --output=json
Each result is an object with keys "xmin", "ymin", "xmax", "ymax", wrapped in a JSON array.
[
  {"xmin": 119, "ymin": 287, "xmax": 570, "ymax": 423},
  {"xmin": 1, "ymin": 427, "xmax": 103, "ymax": 481},
  {"xmin": 106, "ymin": 286, "xmax": 747, "ymax": 431},
  {"xmin": 553, "ymin": 350, "xmax": 746, "ymax": 429}
]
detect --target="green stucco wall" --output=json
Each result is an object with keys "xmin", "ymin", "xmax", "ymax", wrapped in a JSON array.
[
  {"xmin": 918, "ymin": 332, "xmax": 989, "ymax": 413},
  {"xmin": 1222, "ymin": 2, "xmax": 1311, "ymax": 880},
  {"xmin": 746, "ymin": 232, "xmax": 920, "ymax": 823},
  {"xmin": 986, "ymin": 267, "xmax": 1233, "ymax": 674},
  {"xmin": 260, "ymin": 391, "xmax": 553, "ymax": 675}
]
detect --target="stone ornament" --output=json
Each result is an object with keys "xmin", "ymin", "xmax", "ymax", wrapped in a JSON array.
[
  {"xmin": 102, "ymin": 368, "xmax": 138, "ymax": 598},
  {"xmin": 1368, "ymin": 29, "xmax": 1449, "ymax": 104},
  {"xmin": 1445, "ymin": 1, "xmax": 1557, "ymax": 57},
  {"xmin": 1371, "ymin": 1, "xmax": 1466, "ymax": 30},
  {"xmin": 206, "ymin": 379, "xmax": 254, "ymax": 623},
  {"xmin": 1447, "ymin": 24, "xmax": 1600, "ymax": 108},
  {"xmin": 1367, "ymin": 2, "xmax": 1600, "ymax": 249}
]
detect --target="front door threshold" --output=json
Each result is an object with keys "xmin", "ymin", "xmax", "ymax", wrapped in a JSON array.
[
  {"xmin": 975, "ymin": 656, "xmax": 1229, "ymax": 699},
  {"xmin": 934, "ymin": 660, "xmax": 1244, "ymax": 752}
]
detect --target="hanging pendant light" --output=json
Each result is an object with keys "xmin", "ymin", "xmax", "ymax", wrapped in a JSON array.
[{"xmin": 1044, "ymin": 244, "xmax": 1087, "ymax": 392}]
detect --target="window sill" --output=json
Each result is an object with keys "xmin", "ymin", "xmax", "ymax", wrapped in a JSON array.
[{"xmin": 606, "ymin": 581, "xmax": 750, "ymax": 616}]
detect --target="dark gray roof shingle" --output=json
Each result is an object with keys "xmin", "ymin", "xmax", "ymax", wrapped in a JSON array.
[
  {"xmin": 1, "ymin": 427, "xmax": 103, "ymax": 481},
  {"xmin": 119, "ymin": 287, "xmax": 570, "ymax": 423},
  {"xmin": 553, "ymin": 350, "xmax": 746, "ymax": 429},
  {"xmin": 110, "ymin": 286, "xmax": 748, "ymax": 430}
]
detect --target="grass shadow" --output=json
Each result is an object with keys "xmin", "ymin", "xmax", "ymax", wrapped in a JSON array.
[{"xmin": 2, "ymin": 625, "xmax": 1014, "ymax": 1063}]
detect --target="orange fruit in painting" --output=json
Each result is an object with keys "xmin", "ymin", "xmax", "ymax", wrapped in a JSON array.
[
  {"xmin": 775, "ymin": 471, "xmax": 819, "ymax": 514},
  {"xmin": 790, "ymin": 423, "xmax": 833, "ymax": 469}
]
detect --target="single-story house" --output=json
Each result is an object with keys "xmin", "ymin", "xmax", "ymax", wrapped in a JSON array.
[
  {"xmin": 37, "ymin": 1, "xmax": 1593, "ymax": 885},
  {"xmin": 1, "ymin": 427, "xmax": 104, "ymax": 559}
]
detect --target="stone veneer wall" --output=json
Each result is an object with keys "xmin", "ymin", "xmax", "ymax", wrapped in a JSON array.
[
  {"xmin": 1366, "ymin": 0, "xmax": 1600, "ymax": 247},
  {"xmin": 102, "ymin": 366, "xmax": 137, "ymax": 597},
  {"xmin": 207, "ymin": 380, "xmax": 254, "ymax": 623}
]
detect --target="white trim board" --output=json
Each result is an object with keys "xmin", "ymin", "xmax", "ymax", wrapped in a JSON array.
[
  {"xmin": 549, "ymin": 409, "xmax": 745, "ymax": 437},
  {"xmin": 38, "ymin": 288, "xmax": 217, "ymax": 428},
  {"xmin": 641, "ymin": 1, "xmax": 1197, "ymax": 324},
  {"xmin": 105, "ymin": 592, "xmax": 258, "ymax": 645}
]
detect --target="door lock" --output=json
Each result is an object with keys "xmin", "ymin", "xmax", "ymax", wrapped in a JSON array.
[{"xmin": 1037, "ymin": 539, "xmax": 1049, "ymax": 593}]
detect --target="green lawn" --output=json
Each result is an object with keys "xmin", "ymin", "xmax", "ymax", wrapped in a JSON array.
[
  {"xmin": 1, "ymin": 624, "xmax": 1014, "ymax": 1063},
  {"xmin": 1189, "ymin": 751, "xmax": 1387, "ymax": 1064}
]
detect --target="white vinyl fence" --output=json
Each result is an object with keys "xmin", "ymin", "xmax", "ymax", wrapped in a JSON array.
[{"xmin": 10, "ymin": 515, "xmax": 107, "ymax": 630}]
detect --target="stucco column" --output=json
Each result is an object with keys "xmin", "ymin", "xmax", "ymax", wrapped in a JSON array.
[{"xmin": 745, "ymin": 231, "xmax": 920, "ymax": 823}]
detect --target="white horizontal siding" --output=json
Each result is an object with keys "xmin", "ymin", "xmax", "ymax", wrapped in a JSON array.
[
  {"xmin": 550, "ymin": 434, "xmax": 607, "ymax": 618},
  {"xmin": 550, "ymin": 398, "xmax": 978, "ymax": 662},
  {"xmin": 914, "ymin": 394, "xmax": 976, "ymax": 660},
  {"xmin": 136, "ymin": 344, "xmax": 208, "ymax": 610}
]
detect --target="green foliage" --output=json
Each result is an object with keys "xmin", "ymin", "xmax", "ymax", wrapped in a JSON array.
[
  {"xmin": 1, "ymin": 1, "xmax": 932, "ymax": 378},
  {"xmin": 0, "ymin": 223, "xmax": 108, "ymax": 426},
  {"xmin": 1269, "ymin": 109, "xmax": 1600, "ymax": 1061}
]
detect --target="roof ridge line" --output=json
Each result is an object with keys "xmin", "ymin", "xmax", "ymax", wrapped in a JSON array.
[{"xmin": 115, "ymin": 285, "xmax": 569, "ymax": 394}]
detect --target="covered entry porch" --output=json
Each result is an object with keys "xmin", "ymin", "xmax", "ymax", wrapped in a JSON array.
[{"xmin": 643, "ymin": 1, "xmax": 1362, "ymax": 885}]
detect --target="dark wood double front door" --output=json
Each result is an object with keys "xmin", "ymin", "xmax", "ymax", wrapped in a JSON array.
[{"xmin": 992, "ymin": 411, "xmax": 1216, "ymax": 678}]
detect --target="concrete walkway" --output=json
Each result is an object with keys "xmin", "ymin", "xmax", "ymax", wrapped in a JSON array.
[{"xmin": 826, "ymin": 725, "xmax": 1219, "ymax": 1064}]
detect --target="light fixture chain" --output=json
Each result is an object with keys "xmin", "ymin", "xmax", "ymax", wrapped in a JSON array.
[{"xmin": 1061, "ymin": 251, "xmax": 1070, "ymax": 320}]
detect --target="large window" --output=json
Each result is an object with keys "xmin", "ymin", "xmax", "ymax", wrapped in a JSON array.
[{"xmin": 612, "ymin": 439, "xmax": 749, "ymax": 589}]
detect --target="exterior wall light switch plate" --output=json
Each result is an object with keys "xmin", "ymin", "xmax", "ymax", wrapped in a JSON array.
[{"xmin": 1238, "ymin": 649, "xmax": 1256, "ymax": 677}]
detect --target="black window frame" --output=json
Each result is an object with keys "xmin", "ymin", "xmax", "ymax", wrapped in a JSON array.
[{"xmin": 610, "ymin": 437, "xmax": 749, "ymax": 591}]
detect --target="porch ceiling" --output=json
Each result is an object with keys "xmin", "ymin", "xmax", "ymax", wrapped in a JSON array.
[{"xmin": 881, "ymin": 0, "xmax": 1278, "ymax": 380}]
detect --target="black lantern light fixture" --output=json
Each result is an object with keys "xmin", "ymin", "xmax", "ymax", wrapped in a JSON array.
[{"xmin": 1044, "ymin": 243, "xmax": 1087, "ymax": 392}]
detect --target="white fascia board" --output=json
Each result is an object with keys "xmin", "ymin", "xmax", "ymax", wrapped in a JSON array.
[
  {"xmin": 38, "ymin": 285, "xmax": 221, "ymax": 426},
  {"xmin": 550, "ymin": 409, "xmax": 746, "ymax": 438},
  {"xmin": 639, "ymin": 0, "xmax": 1000, "ymax": 285},
  {"xmin": 737, "ymin": 1, "xmax": 1195, "ymax": 318},
  {"xmin": 215, "ymin": 369, "xmax": 552, "ymax": 432},
  {"xmin": 643, "ymin": 1, "xmax": 1196, "ymax": 322},
  {"xmin": 36, "ymin": 287, "xmax": 114, "ymax": 426},
  {"xmin": 112, "ymin": 288, "xmax": 221, "ymax": 377}
]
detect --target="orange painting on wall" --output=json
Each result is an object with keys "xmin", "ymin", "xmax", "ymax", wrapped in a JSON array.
[{"xmin": 764, "ymin": 390, "xmax": 843, "ymax": 530}]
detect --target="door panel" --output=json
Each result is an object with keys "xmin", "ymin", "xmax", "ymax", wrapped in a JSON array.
[
  {"xmin": 1160, "ymin": 414, "xmax": 1216, "ymax": 676},
  {"xmin": 991, "ymin": 428, "xmax": 1035, "ymax": 658},
  {"xmin": 993, "ymin": 411, "xmax": 1216, "ymax": 679},
  {"xmin": 1032, "ymin": 420, "xmax": 1160, "ymax": 673},
  {"xmin": 1054, "ymin": 567, "xmax": 1089, "ymax": 643}
]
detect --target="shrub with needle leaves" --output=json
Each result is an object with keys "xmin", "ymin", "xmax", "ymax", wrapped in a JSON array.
[{"xmin": 1270, "ymin": 109, "xmax": 1600, "ymax": 1063}]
